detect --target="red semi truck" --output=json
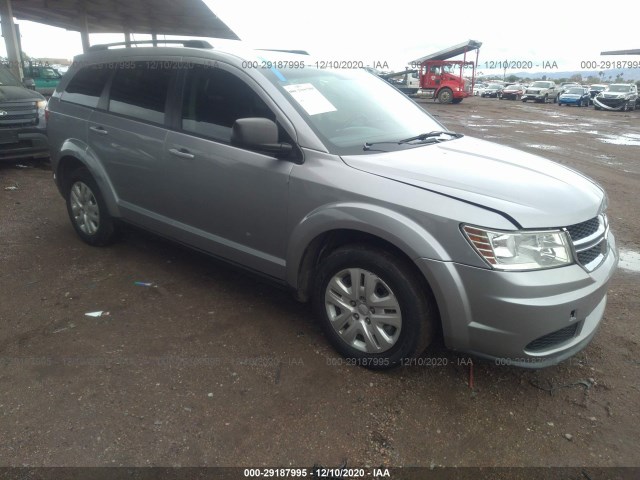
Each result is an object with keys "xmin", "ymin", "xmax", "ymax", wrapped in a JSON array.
[{"xmin": 382, "ymin": 40, "xmax": 481, "ymax": 104}]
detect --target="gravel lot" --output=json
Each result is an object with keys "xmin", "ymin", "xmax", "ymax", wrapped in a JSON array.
[{"xmin": 0, "ymin": 96, "xmax": 638, "ymax": 474}]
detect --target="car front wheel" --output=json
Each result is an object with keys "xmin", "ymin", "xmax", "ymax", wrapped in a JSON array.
[
  {"xmin": 313, "ymin": 245, "xmax": 436, "ymax": 369},
  {"xmin": 65, "ymin": 167, "xmax": 117, "ymax": 246}
]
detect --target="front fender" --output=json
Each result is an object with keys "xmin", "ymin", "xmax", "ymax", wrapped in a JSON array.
[
  {"xmin": 56, "ymin": 139, "xmax": 120, "ymax": 218},
  {"xmin": 285, "ymin": 202, "xmax": 447, "ymax": 289}
]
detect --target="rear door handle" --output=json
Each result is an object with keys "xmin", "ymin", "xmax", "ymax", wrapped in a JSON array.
[
  {"xmin": 169, "ymin": 148, "xmax": 195, "ymax": 159},
  {"xmin": 89, "ymin": 126, "xmax": 108, "ymax": 135}
]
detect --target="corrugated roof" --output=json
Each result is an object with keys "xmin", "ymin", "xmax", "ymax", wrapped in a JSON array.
[{"xmin": 10, "ymin": 0, "xmax": 239, "ymax": 39}]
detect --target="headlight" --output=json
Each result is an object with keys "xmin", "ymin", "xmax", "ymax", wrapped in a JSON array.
[{"xmin": 462, "ymin": 225, "xmax": 573, "ymax": 271}]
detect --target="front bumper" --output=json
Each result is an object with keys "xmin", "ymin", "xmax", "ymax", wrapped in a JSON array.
[
  {"xmin": 521, "ymin": 93, "xmax": 547, "ymax": 101},
  {"xmin": 0, "ymin": 129, "xmax": 49, "ymax": 161},
  {"xmin": 593, "ymin": 96, "xmax": 629, "ymax": 110},
  {"xmin": 417, "ymin": 231, "xmax": 618, "ymax": 368},
  {"xmin": 559, "ymin": 97, "xmax": 582, "ymax": 105}
]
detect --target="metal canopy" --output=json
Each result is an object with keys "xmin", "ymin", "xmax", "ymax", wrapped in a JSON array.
[
  {"xmin": 10, "ymin": 0, "xmax": 239, "ymax": 39},
  {"xmin": 601, "ymin": 49, "xmax": 640, "ymax": 55},
  {"xmin": 411, "ymin": 40, "xmax": 482, "ymax": 64}
]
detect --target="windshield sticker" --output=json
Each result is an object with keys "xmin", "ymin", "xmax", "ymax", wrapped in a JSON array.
[{"xmin": 283, "ymin": 83, "xmax": 337, "ymax": 115}]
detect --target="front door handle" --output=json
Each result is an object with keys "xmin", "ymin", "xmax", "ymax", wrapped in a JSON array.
[
  {"xmin": 169, "ymin": 148, "xmax": 195, "ymax": 159},
  {"xmin": 89, "ymin": 126, "xmax": 108, "ymax": 135}
]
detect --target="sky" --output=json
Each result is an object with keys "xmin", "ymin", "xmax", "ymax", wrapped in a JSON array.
[{"xmin": 2, "ymin": 0, "xmax": 639, "ymax": 76}]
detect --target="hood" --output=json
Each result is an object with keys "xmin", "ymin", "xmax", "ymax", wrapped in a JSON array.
[
  {"xmin": 341, "ymin": 136, "xmax": 604, "ymax": 229},
  {"xmin": 0, "ymin": 85, "xmax": 45, "ymax": 102}
]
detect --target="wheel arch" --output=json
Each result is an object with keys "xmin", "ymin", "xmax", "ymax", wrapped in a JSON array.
[
  {"xmin": 287, "ymin": 204, "xmax": 445, "ymax": 308},
  {"xmin": 55, "ymin": 140, "xmax": 120, "ymax": 218}
]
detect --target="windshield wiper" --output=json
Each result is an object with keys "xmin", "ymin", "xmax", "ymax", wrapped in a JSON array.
[
  {"xmin": 363, "ymin": 131, "xmax": 463, "ymax": 151},
  {"xmin": 398, "ymin": 131, "xmax": 464, "ymax": 144}
]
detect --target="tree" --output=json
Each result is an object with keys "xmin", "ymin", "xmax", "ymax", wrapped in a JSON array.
[{"xmin": 569, "ymin": 73, "xmax": 583, "ymax": 83}]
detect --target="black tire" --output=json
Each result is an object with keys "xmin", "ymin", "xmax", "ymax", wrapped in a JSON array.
[
  {"xmin": 543, "ymin": 94, "xmax": 548, "ymax": 104},
  {"xmin": 437, "ymin": 88, "xmax": 453, "ymax": 104},
  {"xmin": 312, "ymin": 245, "xmax": 436, "ymax": 370},
  {"xmin": 65, "ymin": 167, "xmax": 117, "ymax": 246}
]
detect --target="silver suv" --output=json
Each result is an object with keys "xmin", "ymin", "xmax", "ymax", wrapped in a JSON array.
[{"xmin": 46, "ymin": 41, "xmax": 618, "ymax": 369}]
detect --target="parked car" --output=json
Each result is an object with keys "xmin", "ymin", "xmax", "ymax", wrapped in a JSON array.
[
  {"xmin": 589, "ymin": 84, "xmax": 608, "ymax": 104},
  {"xmin": 473, "ymin": 82, "xmax": 488, "ymax": 96},
  {"xmin": 593, "ymin": 84, "xmax": 638, "ymax": 111},
  {"xmin": 0, "ymin": 65, "xmax": 49, "ymax": 161},
  {"xmin": 480, "ymin": 83, "xmax": 504, "ymax": 98},
  {"xmin": 22, "ymin": 64, "xmax": 64, "ymax": 96},
  {"xmin": 46, "ymin": 40, "xmax": 618, "ymax": 369},
  {"xmin": 558, "ymin": 86, "xmax": 590, "ymax": 107},
  {"xmin": 500, "ymin": 84, "xmax": 526, "ymax": 100},
  {"xmin": 588, "ymin": 84, "xmax": 607, "ymax": 104},
  {"xmin": 521, "ymin": 80, "xmax": 559, "ymax": 103}
]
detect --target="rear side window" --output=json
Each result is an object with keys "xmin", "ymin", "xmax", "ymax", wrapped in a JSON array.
[
  {"xmin": 63, "ymin": 66, "xmax": 112, "ymax": 108},
  {"xmin": 109, "ymin": 62, "xmax": 173, "ymax": 124}
]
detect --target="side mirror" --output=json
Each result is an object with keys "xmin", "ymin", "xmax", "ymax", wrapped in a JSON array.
[
  {"xmin": 22, "ymin": 78, "xmax": 36, "ymax": 90},
  {"xmin": 231, "ymin": 118, "xmax": 293, "ymax": 156}
]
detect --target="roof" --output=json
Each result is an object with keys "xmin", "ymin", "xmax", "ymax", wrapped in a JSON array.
[
  {"xmin": 410, "ymin": 40, "xmax": 482, "ymax": 64},
  {"xmin": 10, "ymin": 0, "xmax": 239, "ymax": 40},
  {"xmin": 600, "ymin": 49, "xmax": 640, "ymax": 55}
]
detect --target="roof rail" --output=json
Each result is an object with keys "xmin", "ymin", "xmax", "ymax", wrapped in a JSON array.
[{"xmin": 88, "ymin": 40, "xmax": 213, "ymax": 51}]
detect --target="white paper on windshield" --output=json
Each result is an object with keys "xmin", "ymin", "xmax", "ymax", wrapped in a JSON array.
[{"xmin": 283, "ymin": 83, "xmax": 337, "ymax": 115}]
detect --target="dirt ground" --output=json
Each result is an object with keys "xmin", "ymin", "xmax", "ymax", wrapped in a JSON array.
[{"xmin": 0, "ymin": 96, "xmax": 638, "ymax": 474}]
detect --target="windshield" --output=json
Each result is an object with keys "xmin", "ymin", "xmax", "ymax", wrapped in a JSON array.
[
  {"xmin": 531, "ymin": 81, "xmax": 552, "ymax": 88},
  {"xmin": 566, "ymin": 87, "xmax": 584, "ymax": 94},
  {"xmin": 487, "ymin": 84, "xmax": 501, "ymax": 89},
  {"xmin": 41, "ymin": 67, "xmax": 61, "ymax": 79},
  {"xmin": 607, "ymin": 85, "xmax": 631, "ymax": 93},
  {"xmin": 0, "ymin": 66, "xmax": 22, "ymax": 87},
  {"xmin": 262, "ymin": 66, "xmax": 445, "ymax": 155},
  {"xmin": 505, "ymin": 85, "xmax": 522, "ymax": 90},
  {"xmin": 590, "ymin": 85, "xmax": 606, "ymax": 91}
]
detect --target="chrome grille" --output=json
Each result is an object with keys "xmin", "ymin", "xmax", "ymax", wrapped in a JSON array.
[
  {"xmin": 0, "ymin": 101, "xmax": 39, "ymax": 127},
  {"xmin": 564, "ymin": 214, "xmax": 608, "ymax": 272},
  {"xmin": 566, "ymin": 218, "xmax": 599, "ymax": 241}
]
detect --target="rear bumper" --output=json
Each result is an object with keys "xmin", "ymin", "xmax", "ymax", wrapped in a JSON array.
[{"xmin": 416, "ymin": 231, "xmax": 618, "ymax": 368}]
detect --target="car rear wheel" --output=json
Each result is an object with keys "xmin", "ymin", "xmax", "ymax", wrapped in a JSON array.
[
  {"xmin": 65, "ymin": 168, "xmax": 117, "ymax": 246},
  {"xmin": 313, "ymin": 245, "xmax": 436, "ymax": 369}
]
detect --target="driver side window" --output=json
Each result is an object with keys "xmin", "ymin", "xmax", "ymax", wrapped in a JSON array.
[{"xmin": 181, "ymin": 66, "xmax": 276, "ymax": 143}]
